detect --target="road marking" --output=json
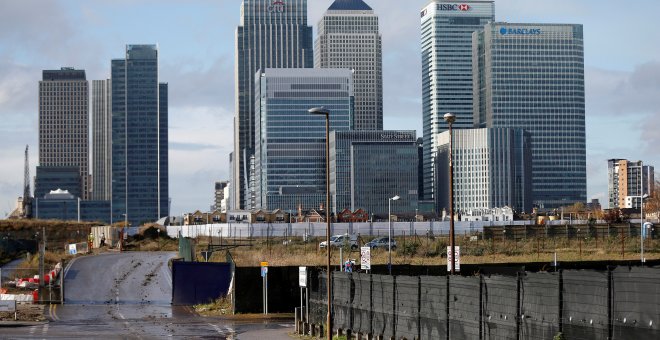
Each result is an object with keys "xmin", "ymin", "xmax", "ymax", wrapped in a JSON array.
[
  {"xmin": 29, "ymin": 326, "xmax": 36, "ymax": 335},
  {"xmin": 52, "ymin": 304, "xmax": 59, "ymax": 321},
  {"xmin": 41, "ymin": 323, "xmax": 49, "ymax": 335},
  {"xmin": 208, "ymin": 323, "xmax": 224, "ymax": 335}
]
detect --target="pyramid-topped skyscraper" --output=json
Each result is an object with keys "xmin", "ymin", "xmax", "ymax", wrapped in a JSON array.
[{"xmin": 316, "ymin": 0, "xmax": 382, "ymax": 131}]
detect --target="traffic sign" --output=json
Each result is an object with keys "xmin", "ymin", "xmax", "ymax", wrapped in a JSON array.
[
  {"xmin": 299, "ymin": 266, "xmax": 307, "ymax": 287},
  {"xmin": 361, "ymin": 247, "xmax": 371, "ymax": 270},
  {"xmin": 260, "ymin": 261, "xmax": 269, "ymax": 267},
  {"xmin": 261, "ymin": 266, "xmax": 268, "ymax": 277},
  {"xmin": 447, "ymin": 246, "xmax": 461, "ymax": 272}
]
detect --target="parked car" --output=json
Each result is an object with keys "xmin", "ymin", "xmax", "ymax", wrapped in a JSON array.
[
  {"xmin": 319, "ymin": 234, "xmax": 358, "ymax": 250},
  {"xmin": 365, "ymin": 237, "xmax": 396, "ymax": 250}
]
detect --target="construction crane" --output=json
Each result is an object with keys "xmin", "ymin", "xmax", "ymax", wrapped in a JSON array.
[
  {"xmin": 7, "ymin": 145, "xmax": 32, "ymax": 219},
  {"xmin": 21, "ymin": 145, "xmax": 32, "ymax": 218}
]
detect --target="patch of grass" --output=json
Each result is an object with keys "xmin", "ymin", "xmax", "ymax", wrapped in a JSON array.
[
  {"xmin": 194, "ymin": 296, "xmax": 232, "ymax": 316},
  {"xmin": 191, "ymin": 234, "xmax": 660, "ymax": 267}
]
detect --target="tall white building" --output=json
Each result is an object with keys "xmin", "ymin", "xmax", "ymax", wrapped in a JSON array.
[
  {"xmin": 420, "ymin": 1, "xmax": 495, "ymax": 202},
  {"xmin": 315, "ymin": 0, "xmax": 382, "ymax": 131},
  {"xmin": 91, "ymin": 79, "xmax": 111, "ymax": 201},
  {"xmin": 434, "ymin": 128, "xmax": 532, "ymax": 214}
]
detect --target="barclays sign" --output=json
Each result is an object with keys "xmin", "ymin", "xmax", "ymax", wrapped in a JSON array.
[{"xmin": 500, "ymin": 27, "xmax": 542, "ymax": 35}]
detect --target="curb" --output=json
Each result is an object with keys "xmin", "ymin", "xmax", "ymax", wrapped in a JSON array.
[{"xmin": 0, "ymin": 320, "xmax": 48, "ymax": 328}]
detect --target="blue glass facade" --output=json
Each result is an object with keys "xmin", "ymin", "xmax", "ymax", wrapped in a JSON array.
[
  {"xmin": 350, "ymin": 141, "xmax": 419, "ymax": 216},
  {"xmin": 254, "ymin": 68, "xmax": 353, "ymax": 212},
  {"xmin": 34, "ymin": 166, "xmax": 81, "ymax": 199},
  {"xmin": 111, "ymin": 45, "xmax": 169, "ymax": 226},
  {"xmin": 35, "ymin": 198, "xmax": 111, "ymax": 224},
  {"xmin": 234, "ymin": 0, "xmax": 314, "ymax": 210},
  {"xmin": 420, "ymin": 1, "xmax": 494, "ymax": 202},
  {"xmin": 474, "ymin": 23, "xmax": 587, "ymax": 209},
  {"xmin": 330, "ymin": 130, "xmax": 417, "ymax": 214}
]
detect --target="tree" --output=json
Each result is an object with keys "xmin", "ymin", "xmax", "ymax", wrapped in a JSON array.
[{"xmin": 643, "ymin": 180, "xmax": 660, "ymax": 219}]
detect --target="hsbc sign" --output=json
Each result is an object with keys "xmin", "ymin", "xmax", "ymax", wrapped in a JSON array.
[{"xmin": 438, "ymin": 3, "xmax": 471, "ymax": 11}]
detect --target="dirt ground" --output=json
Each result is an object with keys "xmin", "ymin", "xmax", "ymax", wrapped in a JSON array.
[{"xmin": 0, "ymin": 303, "xmax": 46, "ymax": 322}]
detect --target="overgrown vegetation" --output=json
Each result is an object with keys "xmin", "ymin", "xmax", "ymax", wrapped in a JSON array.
[
  {"xmin": 192, "ymin": 231, "xmax": 660, "ymax": 267},
  {"xmin": 194, "ymin": 296, "xmax": 232, "ymax": 316}
]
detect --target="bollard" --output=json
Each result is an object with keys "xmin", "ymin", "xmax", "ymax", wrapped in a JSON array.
[
  {"xmin": 346, "ymin": 329, "xmax": 352, "ymax": 339},
  {"xmin": 311, "ymin": 324, "xmax": 317, "ymax": 337},
  {"xmin": 294, "ymin": 307, "xmax": 300, "ymax": 333}
]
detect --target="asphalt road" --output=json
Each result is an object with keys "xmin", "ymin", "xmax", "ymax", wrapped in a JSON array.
[{"xmin": 0, "ymin": 252, "xmax": 293, "ymax": 339}]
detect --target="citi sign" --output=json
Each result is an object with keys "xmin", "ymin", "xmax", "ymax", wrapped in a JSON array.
[
  {"xmin": 500, "ymin": 27, "xmax": 542, "ymax": 35},
  {"xmin": 437, "ymin": 4, "xmax": 471, "ymax": 11},
  {"xmin": 268, "ymin": 1, "xmax": 285, "ymax": 13}
]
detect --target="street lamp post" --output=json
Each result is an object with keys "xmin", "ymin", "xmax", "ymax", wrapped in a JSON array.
[
  {"xmin": 443, "ymin": 112, "xmax": 457, "ymax": 274},
  {"xmin": 639, "ymin": 162, "xmax": 649, "ymax": 264},
  {"xmin": 388, "ymin": 195, "xmax": 400, "ymax": 275},
  {"xmin": 308, "ymin": 106, "xmax": 332, "ymax": 340}
]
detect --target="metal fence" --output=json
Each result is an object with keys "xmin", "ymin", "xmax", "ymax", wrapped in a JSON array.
[
  {"xmin": 1, "ymin": 266, "xmax": 62, "ymax": 304},
  {"xmin": 307, "ymin": 266, "xmax": 660, "ymax": 339}
]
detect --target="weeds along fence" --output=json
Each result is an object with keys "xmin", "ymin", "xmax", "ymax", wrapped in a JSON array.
[{"xmin": 308, "ymin": 266, "xmax": 660, "ymax": 340}]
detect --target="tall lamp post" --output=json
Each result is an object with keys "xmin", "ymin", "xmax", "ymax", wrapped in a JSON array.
[
  {"xmin": 388, "ymin": 195, "xmax": 400, "ymax": 275},
  {"xmin": 639, "ymin": 162, "xmax": 649, "ymax": 264},
  {"xmin": 308, "ymin": 106, "xmax": 332, "ymax": 340},
  {"xmin": 443, "ymin": 112, "xmax": 456, "ymax": 274}
]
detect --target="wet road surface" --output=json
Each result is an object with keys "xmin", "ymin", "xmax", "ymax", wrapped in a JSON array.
[{"xmin": 0, "ymin": 252, "xmax": 293, "ymax": 339}]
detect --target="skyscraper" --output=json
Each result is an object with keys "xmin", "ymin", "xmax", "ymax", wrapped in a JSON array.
[
  {"xmin": 316, "ymin": 0, "xmax": 382, "ymax": 130},
  {"xmin": 434, "ymin": 128, "xmax": 532, "ymax": 213},
  {"xmin": 111, "ymin": 45, "xmax": 169, "ymax": 226},
  {"xmin": 91, "ymin": 79, "xmax": 111, "ymax": 201},
  {"xmin": 474, "ymin": 23, "xmax": 587, "ymax": 208},
  {"xmin": 330, "ymin": 130, "xmax": 417, "ymax": 215},
  {"xmin": 37, "ymin": 68, "xmax": 89, "ymax": 200},
  {"xmin": 254, "ymin": 68, "xmax": 353, "ymax": 211},
  {"xmin": 420, "ymin": 0, "xmax": 495, "ymax": 202},
  {"xmin": 234, "ymin": 0, "xmax": 314, "ymax": 210}
]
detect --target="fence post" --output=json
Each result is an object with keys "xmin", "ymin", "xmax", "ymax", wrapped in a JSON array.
[
  {"xmin": 446, "ymin": 275, "xmax": 450, "ymax": 340},
  {"xmin": 417, "ymin": 276, "xmax": 422, "ymax": 340},
  {"xmin": 516, "ymin": 271, "xmax": 522, "ymax": 340},
  {"xmin": 369, "ymin": 273, "xmax": 374, "ymax": 338},
  {"xmin": 479, "ymin": 274, "xmax": 483, "ymax": 340},
  {"xmin": 607, "ymin": 266, "xmax": 613, "ymax": 340},
  {"xmin": 558, "ymin": 269, "xmax": 563, "ymax": 334},
  {"xmin": 392, "ymin": 276, "xmax": 397, "ymax": 339}
]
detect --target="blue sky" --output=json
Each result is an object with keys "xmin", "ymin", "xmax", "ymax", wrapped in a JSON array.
[{"xmin": 1, "ymin": 0, "xmax": 659, "ymax": 216}]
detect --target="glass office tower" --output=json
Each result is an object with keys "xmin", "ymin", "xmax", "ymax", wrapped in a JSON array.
[
  {"xmin": 254, "ymin": 68, "xmax": 353, "ymax": 212},
  {"xmin": 111, "ymin": 45, "xmax": 169, "ymax": 226},
  {"xmin": 38, "ymin": 68, "xmax": 89, "ymax": 200},
  {"xmin": 474, "ymin": 23, "xmax": 586, "ymax": 208},
  {"xmin": 330, "ymin": 130, "xmax": 417, "ymax": 215},
  {"xmin": 420, "ymin": 1, "xmax": 494, "ymax": 202},
  {"xmin": 316, "ymin": 0, "xmax": 382, "ymax": 130},
  {"xmin": 234, "ymin": 0, "xmax": 313, "ymax": 210},
  {"xmin": 92, "ymin": 79, "xmax": 111, "ymax": 201}
]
